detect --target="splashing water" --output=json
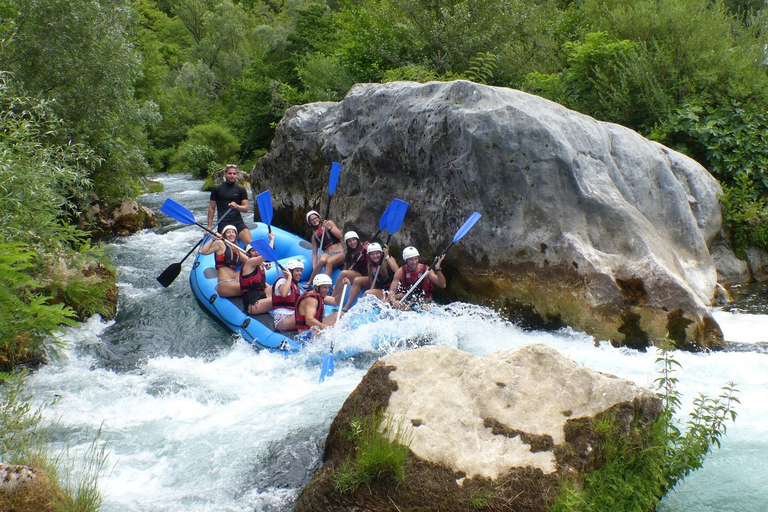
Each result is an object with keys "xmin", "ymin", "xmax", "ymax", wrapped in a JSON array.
[{"xmin": 25, "ymin": 175, "xmax": 768, "ymax": 512}]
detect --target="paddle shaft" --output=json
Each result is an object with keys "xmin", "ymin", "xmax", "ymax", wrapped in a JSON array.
[{"xmin": 317, "ymin": 198, "xmax": 333, "ymax": 256}]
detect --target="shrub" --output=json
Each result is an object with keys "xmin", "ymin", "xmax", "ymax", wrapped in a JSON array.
[
  {"xmin": 551, "ymin": 341, "xmax": 739, "ymax": 511},
  {"xmin": 333, "ymin": 408, "xmax": 412, "ymax": 493}
]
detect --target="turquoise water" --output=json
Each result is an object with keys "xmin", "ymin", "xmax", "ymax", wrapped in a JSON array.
[{"xmin": 26, "ymin": 174, "xmax": 768, "ymax": 511}]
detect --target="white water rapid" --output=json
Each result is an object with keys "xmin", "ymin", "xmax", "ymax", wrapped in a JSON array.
[{"xmin": 26, "ymin": 175, "xmax": 768, "ymax": 512}]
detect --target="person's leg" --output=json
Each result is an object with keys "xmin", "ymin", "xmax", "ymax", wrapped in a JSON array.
[
  {"xmin": 332, "ymin": 270, "xmax": 359, "ymax": 301},
  {"xmin": 216, "ymin": 279, "xmax": 242, "ymax": 297},
  {"xmin": 238, "ymin": 226, "xmax": 253, "ymax": 245},
  {"xmin": 343, "ymin": 276, "xmax": 370, "ymax": 311},
  {"xmin": 364, "ymin": 289, "xmax": 384, "ymax": 300},
  {"xmin": 247, "ymin": 297, "xmax": 272, "ymax": 315},
  {"xmin": 324, "ymin": 252, "xmax": 345, "ymax": 276},
  {"xmin": 274, "ymin": 311, "xmax": 296, "ymax": 331},
  {"xmin": 308, "ymin": 253, "xmax": 329, "ymax": 283}
]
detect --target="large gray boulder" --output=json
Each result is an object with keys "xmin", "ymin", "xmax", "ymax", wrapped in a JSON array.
[
  {"xmin": 253, "ymin": 80, "xmax": 732, "ymax": 349},
  {"xmin": 296, "ymin": 344, "xmax": 662, "ymax": 512}
]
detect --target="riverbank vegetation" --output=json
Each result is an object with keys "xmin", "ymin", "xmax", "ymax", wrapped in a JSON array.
[
  {"xmin": 3, "ymin": 0, "xmax": 767, "ymax": 251},
  {"xmin": 552, "ymin": 345, "xmax": 739, "ymax": 511}
]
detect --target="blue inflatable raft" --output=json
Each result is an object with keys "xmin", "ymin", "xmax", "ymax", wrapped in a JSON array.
[{"xmin": 189, "ymin": 222, "xmax": 342, "ymax": 352}]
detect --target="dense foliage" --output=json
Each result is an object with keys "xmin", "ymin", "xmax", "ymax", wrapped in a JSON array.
[{"xmin": 2, "ymin": 0, "xmax": 767, "ymax": 254}]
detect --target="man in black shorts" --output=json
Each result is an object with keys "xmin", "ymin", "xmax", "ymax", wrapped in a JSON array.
[{"xmin": 206, "ymin": 164, "xmax": 253, "ymax": 244}]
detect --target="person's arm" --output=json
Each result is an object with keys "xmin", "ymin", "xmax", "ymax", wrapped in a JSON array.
[
  {"xmin": 324, "ymin": 278, "xmax": 350, "ymax": 306},
  {"xmin": 389, "ymin": 268, "xmax": 404, "ymax": 298},
  {"xmin": 207, "ymin": 199, "xmax": 217, "ymax": 231},
  {"xmin": 200, "ymin": 237, "xmax": 221, "ymax": 255},
  {"xmin": 324, "ymin": 220, "xmax": 342, "ymax": 241},
  {"xmin": 383, "ymin": 245, "xmax": 399, "ymax": 272},
  {"xmin": 276, "ymin": 274, "xmax": 291, "ymax": 296},
  {"xmin": 428, "ymin": 255, "xmax": 447, "ymax": 288}
]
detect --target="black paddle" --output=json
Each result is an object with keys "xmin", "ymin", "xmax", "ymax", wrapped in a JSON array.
[{"xmin": 156, "ymin": 207, "xmax": 234, "ymax": 287}]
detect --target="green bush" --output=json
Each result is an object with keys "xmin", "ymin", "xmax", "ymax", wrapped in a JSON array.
[{"xmin": 551, "ymin": 342, "xmax": 739, "ymax": 511}]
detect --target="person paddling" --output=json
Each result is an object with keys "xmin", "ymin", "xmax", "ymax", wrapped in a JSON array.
[
  {"xmin": 295, "ymin": 274, "xmax": 347, "ymax": 337},
  {"xmin": 199, "ymin": 225, "xmax": 247, "ymax": 297},
  {"xmin": 389, "ymin": 246, "xmax": 446, "ymax": 309},
  {"xmin": 306, "ymin": 210, "xmax": 344, "ymax": 283},
  {"xmin": 342, "ymin": 242, "xmax": 398, "ymax": 311},
  {"xmin": 207, "ymin": 164, "xmax": 252, "ymax": 245},
  {"xmin": 330, "ymin": 231, "xmax": 369, "ymax": 305},
  {"xmin": 271, "ymin": 259, "xmax": 304, "ymax": 331}
]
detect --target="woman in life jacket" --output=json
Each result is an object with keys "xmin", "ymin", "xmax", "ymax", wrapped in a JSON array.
[
  {"xmin": 239, "ymin": 232, "xmax": 274, "ymax": 315},
  {"xmin": 306, "ymin": 210, "xmax": 345, "ymax": 284},
  {"xmin": 330, "ymin": 231, "xmax": 369, "ymax": 306},
  {"xmin": 341, "ymin": 242, "xmax": 399, "ymax": 312},
  {"xmin": 200, "ymin": 224, "xmax": 248, "ymax": 297},
  {"xmin": 272, "ymin": 259, "xmax": 305, "ymax": 331},
  {"xmin": 389, "ymin": 246, "xmax": 446, "ymax": 310},
  {"xmin": 295, "ymin": 274, "xmax": 348, "ymax": 336}
]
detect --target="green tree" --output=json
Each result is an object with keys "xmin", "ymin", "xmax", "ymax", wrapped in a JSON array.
[{"xmin": 0, "ymin": 0, "xmax": 151, "ymax": 205}]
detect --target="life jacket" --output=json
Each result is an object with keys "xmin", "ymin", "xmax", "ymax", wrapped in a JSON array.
[
  {"xmin": 346, "ymin": 247, "xmax": 369, "ymax": 275},
  {"xmin": 215, "ymin": 245, "xmax": 239, "ymax": 270},
  {"xmin": 271, "ymin": 279, "xmax": 299, "ymax": 310},
  {"xmin": 295, "ymin": 290, "xmax": 325, "ymax": 331},
  {"xmin": 239, "ymin": 265, "xmax": 266, "ymax": 293},
  {"xmin": 399, "ymin": 263, "xmax": 433, "ymax": 300},
  {"xmin": 370, "ymin": 263, "xmax": 394, "ymax": 290},
  {"xmin": 314, "ymin": 225, "xmax": 341, "ymax": 251}
]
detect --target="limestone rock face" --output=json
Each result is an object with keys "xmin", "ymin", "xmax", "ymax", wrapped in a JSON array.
[
  {"xmin": 80, "ymin": 197, "xmax": 159, "ymax": 237},
  {"xmin": 296, "ymin": 344, "xmax": 662, "ymax": 512},
  {"xmin": 254, "ymin": 80, "xmax": 732, "ymax": 349}
]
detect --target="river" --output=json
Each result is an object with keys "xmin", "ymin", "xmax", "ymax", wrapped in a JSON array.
[{"xmin": 27, "ymin": 174, "xmax": 768, "ymax": 511}]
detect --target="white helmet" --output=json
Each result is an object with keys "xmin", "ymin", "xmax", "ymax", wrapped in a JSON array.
[
  {"xmin": 286, "ymin": 259, "xmax": 304, "ymax": 270},
  {"xmin": 244, "ymin": 244, "xmax": 256, "ymax": 254},
  {"xmin": 221, "ymin": 225, "xmax": 238, "ymax": 235},
  {"xmin": 366, "ymin": 242, "xmax": 383, "ymax": 254},
  {"xmin": 344, "ymin": 231, "xmax": 359, "ymax": 243},
  {"xmin": 402, "ymin": 246, "xmax": 419, "ymax": 260},
  {"xmin": 306, "ymin": 210, "xmax": 320, "ymax": 225},
  {"xmin": 313, "ymin": 274, "xmax": 333, "ymax": 287}
]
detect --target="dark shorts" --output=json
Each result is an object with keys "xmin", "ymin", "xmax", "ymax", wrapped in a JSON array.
[
  {"xmin": 218, "ymin": 219, "xmax": 248, "ymax": 235},
  {"xmin": 243, "ymin": 288, "xmax": 267, "ymax": 308}
]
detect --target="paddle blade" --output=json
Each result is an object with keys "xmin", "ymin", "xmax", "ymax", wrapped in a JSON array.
[
  {"xmin": 319, "ymin": 354, "xmax": 335, "ymax": 382},
  {"xmin": 385, "ymin": 198, "xmax": 409, "ymax": 234},
  {"xmin": 452, "ymin": 211, "xmax": 482, "ymax": 243},
  {"xmin": 249, "ymin": 238, "xmax": 280, "ymax": 262},
  {"xmin": 156, "ymin": 263, "xmax": 181, "ymax": 288},
  {"xmin": 328, "ymin": 162, "xmax": 341, "ymax": 195},
  {"xmin": 256, "ymin": 190, "xmax": 274, "ymax": 225},
  {"xmin": 160, "ymin": 198, "xmax": 197, "ymax": 225}
]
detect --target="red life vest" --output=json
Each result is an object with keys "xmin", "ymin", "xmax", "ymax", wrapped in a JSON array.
[
  {"xmin": 314, "ymin": 225, "xmax": 341, "ymax": 250},
  {"xmin": 295, "ymin": 290, "xmax": 325, "ymax": 331},
  {"xmin": 345, "ymin": 246, "xmax": 369, "ymax": 275},
  {"xmin": 271, "ymin": 278, "xmax": 299, "ymax": 310},
  {"xmin": 239, "ymin": 265, "xmax": 266, "ymax": 293},
  {"xmin": 215, "ymin": 245, "xmax": 239, "ymax": 270},
  {"xmin": 399, "ymin": 263, "xmax": 433, "ymax": 300}
]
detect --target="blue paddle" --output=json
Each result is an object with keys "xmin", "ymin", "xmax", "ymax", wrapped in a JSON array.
[
  {"xmin": 256, "ymin": 190, "xmax": 274, "ymax": 233},
  {"xmin": 352, "ymin": 198, "xmax": 409, "ymax": 267},
  {"xmin": 160, "ymin": 198, "xmax": 248, "ymax": 256},
  {"xmin": 320, "ymin": 283, "xmax": 347, "ymax": 383},
  {"xmin": 248, "ymin": 238, "xmax": 286, "ymax": 272},
  {"xmin": 369, "ymin": 199, "xmax": 409, "ymax": 289},
  {"xmin": 400, "ymin": 211, "xmax": 482, "ymax": 302},
  {"xmin": 318, "ymin": 162, "xmax": 342, "ymax": 253}
]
